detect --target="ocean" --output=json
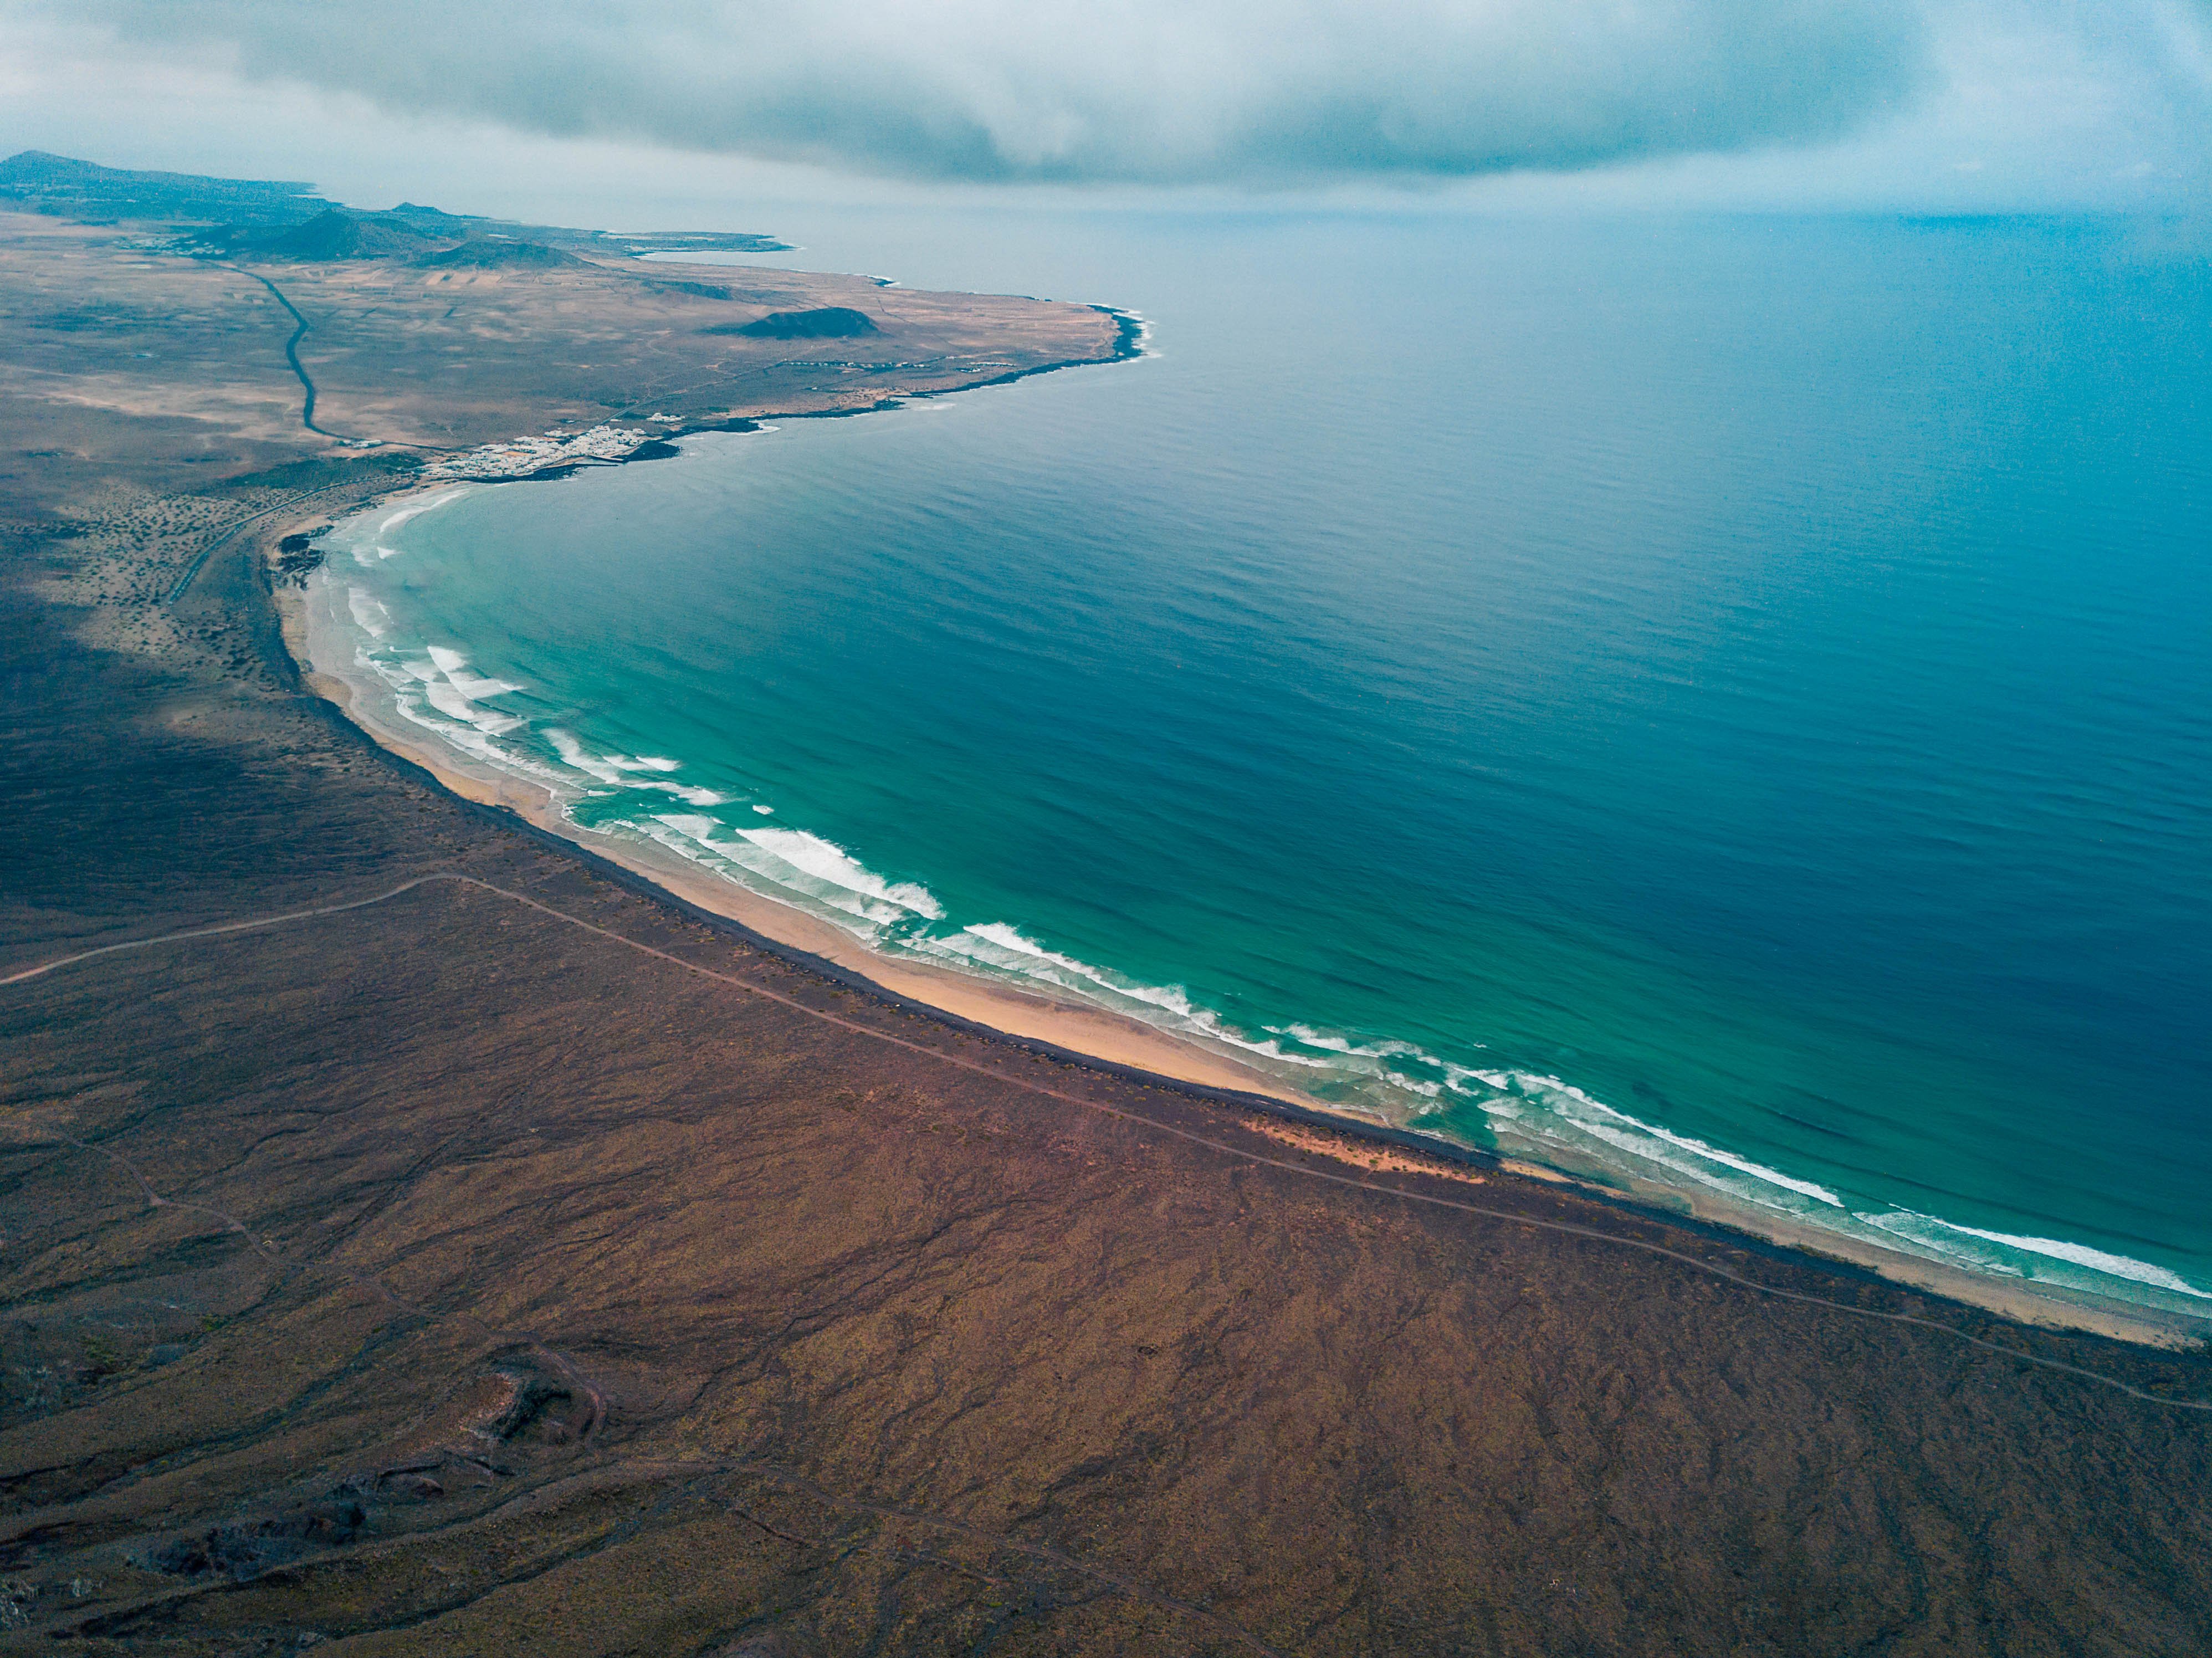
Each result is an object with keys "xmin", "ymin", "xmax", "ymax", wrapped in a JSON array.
[{"xmin": 304, "ymin": 209, "xmax": 2212, "ymax": 1328}]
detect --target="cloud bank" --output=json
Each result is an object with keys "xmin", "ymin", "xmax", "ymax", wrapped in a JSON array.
[{"xmin": 50, "ymin": 0, "xmax": 1941, "ymax": 186}]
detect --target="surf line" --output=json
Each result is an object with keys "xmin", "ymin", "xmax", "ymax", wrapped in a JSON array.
[{"xmin": 9, "ymin": 869, "xmax": 2209, "ymax": 1413}]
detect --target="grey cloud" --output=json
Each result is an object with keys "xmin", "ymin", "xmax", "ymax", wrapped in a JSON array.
[{"xmin": 58, "ymin": 0, "xmax": 1936, "ymax": 184}]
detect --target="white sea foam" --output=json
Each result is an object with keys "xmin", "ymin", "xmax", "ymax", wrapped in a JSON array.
[
  {"xmin": 388, "ymin": 645, "xmax": 523, "ymax": 736},
  {"xmin": 547, "ymin": 730, "xmax": 693, "ymax": 786},
  {"xmin": 642, "ymin": 813, "xmax": 943, "ymax": 931},
  {"xmin": 637, "ymin": 816, "xmax": 749, "ymax": 883},
  {"xmin": 419, "ymin": 645, "xmax": 522, "ymax": 704},
  {"xmin": 1271, "ymin": 1022, "xmax": 1422, "ymax": 1060},
  {"xmin": 924, "ymin": 924, "xmax": 1334, "ymax": 1068},
  {"xmin": 421, "ymin": 680, "xmax": 474, "ymax": 723},
  {"xmin": 448, "ymin": 669, "xmax": 520, "ymax": 701},
  {"xmin": 341, "ymin": 489, "xmax": 472, "ymax": 565},
  {"xmin": 560, "ymin": 736, "xmax": 623, "ymax": 777},
  {"xmin": 546, "ymin": 730, "xmax": 623, "ymax": 784},
  {"xmin": 1581, "ymin": 1096, "xmax": 1843, "ymax": 1207},
  {"xmin": 377, "ymin": 488, "xmax": 469, "ymax": 535},
  {"xmin": 313, "ymin": 529, "xmax": 2198, "ymax": 1321},
  {"xmin": 1494, "ymin": 1071, "xmax": 1845, "ymax": 1207},
  {"xmin": 326, "ymin": 545, "xmax": 765, "ymax": 883},
  {"xmin": 1865, "ymin": 1210, "xmax": 2211, "ymax": 1299},
  {"xmin": 362, "ymin": 654, "xmax": 565, "ymax": 790},
  {"xmin": 736, "ymin": 825, "xmax": 944, "ymax": 918},
  {"xmin": 346, "ymin": 586, "xmax": 391, "ymax": 639}
]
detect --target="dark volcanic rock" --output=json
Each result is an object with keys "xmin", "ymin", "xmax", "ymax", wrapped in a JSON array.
[
  {"xmin": 382, "ymin": 201, "xmax": 485, "ymax": 234},
  {"xmin": 223, "ymin": 208, "xmax": 445, "ymax": 262},
  {"xmin": 715, "ymin": 306, "xmax": 880, "ymax": 340},
  {"xmin": 272, "ymin": 529, "xmax": 328, "ymax": 586},
  {"xmin": 414, "ymin": 237, "xmax": 581, "ymax": 269},
  {"xmin": 152, "ymin": 1504, "xmax": 366, "ymax": 1582}
]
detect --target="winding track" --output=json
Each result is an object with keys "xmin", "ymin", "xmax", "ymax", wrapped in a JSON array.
[
  {"xmin": 233, "ymin": 267, "xmax": 352, "ymax": 441},
  {"xmin": 164, "ymin": 268, "xmax": 381, "ymax": 604},
  {"xmin": 6, "ymin": 871, "xmax": 2209, "ymax": 1414},
  {"xmin": 168, "ymin": 268, "xmax": 474, "ymax": 602}
]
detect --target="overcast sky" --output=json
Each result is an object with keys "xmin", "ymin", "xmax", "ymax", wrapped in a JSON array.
[{"xmin": 3, "ymin": 1, "xmax": 2208, "ymax": 222}]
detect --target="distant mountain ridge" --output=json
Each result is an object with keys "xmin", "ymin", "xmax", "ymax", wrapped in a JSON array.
[
  {"xmin": 188, "ymin": 208, "xmax": 581, "ymax": 269},
  {"xmin": 0, "ymin": 150, "xmax": 791, "ymax": 262},
  {"xmin": 0, "ymin": 149, "xmax": 331, "ymax": 224},
  {"xmin": 212, "ymin": 208, "xmax": 449, "ymax": 262}
]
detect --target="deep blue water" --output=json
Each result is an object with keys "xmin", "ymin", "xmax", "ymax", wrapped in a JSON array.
[{"xmin": 312, "ymin": 212, "xmax": 2212, "ymax": 1324}]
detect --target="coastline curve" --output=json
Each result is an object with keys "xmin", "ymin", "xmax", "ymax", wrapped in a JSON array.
[{"xmin": 11, "ymin": 867, "xmax": 2212, "ymax": 1398}]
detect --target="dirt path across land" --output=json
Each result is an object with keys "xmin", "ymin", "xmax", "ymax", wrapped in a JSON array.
[{"xmin": 12, "ymin": 869, "xmax": 2207, "ymax": 1418}]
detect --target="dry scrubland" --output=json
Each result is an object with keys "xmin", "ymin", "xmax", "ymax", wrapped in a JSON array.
[
  {"xmin": 0, "ymin": 209, "xmax": 1115, "ymax": 490},
  {"xmin": 1, "ymin": 187, "xmax": 2209, "ymax": 1658}
]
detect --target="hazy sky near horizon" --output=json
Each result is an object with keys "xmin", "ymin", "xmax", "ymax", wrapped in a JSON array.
[{"xmin": 3, "ymin": 1, "xmax": 2209, "ymax": 217}]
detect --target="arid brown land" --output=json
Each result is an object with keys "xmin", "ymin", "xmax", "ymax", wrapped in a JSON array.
[{"xmin": 2, "ymin": 165, "xmax": 2209, "ymax": 1657}]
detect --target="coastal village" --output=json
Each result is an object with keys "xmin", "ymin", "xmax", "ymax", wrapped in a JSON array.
[{"xmin": 417, "ymin": 420, "xmax": 684, "ymax": 482}]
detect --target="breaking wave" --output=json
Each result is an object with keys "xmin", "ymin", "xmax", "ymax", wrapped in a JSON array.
[
  {"xmin": 305, "ymin": 506, "xmax": 2212, "ymax": 1328},
  {"xmin": 1863, "ymin": 1211, "xmax": 2212, "ymax": 1302}
]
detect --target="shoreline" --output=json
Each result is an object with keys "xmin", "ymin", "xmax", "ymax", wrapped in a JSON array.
[
  {"xmin": 377, "ymin": 306, "xmax": 1149, "ymax": 487},
  {"xmin": 272, "ymin": 481, "xmax": 2204, "ymax": 1353},
  {"xmin": 284, "ymin": 580, "xmax": 1323, "ymax": 1111}
]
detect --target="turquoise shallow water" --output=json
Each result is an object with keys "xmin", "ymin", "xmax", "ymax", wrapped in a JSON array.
[{"xmin": 310, "ymin": 212, "xmax": 2212, "ymax": 1326}]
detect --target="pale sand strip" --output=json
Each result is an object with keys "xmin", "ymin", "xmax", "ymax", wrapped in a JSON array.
[{"xmin": 274, "ymin": 520, "xmax": 2205, "ymax": 1353}]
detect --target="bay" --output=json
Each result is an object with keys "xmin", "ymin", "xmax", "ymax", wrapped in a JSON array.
[{"xmin": 310, "ymin": 210, "xmax": 2212, "ymax": 1325}]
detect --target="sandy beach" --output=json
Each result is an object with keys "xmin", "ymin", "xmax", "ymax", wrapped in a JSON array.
[{"xmin": 278, "ymin": 490, "xmax": 2201, "ymax": 1353}]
